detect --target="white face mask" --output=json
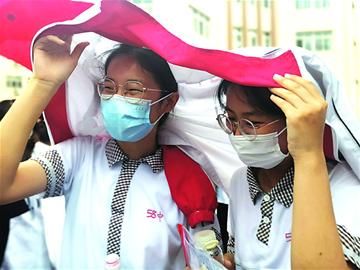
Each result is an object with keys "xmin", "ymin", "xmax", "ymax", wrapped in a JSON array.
[{"xmin": 229, "ymin": 128, "xmax": 289, "ymax": 169}]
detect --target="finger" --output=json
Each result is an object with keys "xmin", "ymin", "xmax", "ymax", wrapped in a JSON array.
[
  {"xmin": 223, "ymin": 259, "xmax": 233, "ymax": 269},
  {"xmin": 71, "ymin": 42, "xmax": 90, "ymax": 61},
  {"xmin": 269, "ymin": 87, "xmax": 304, "ymax": 109},
  {"xmin": 46, "ymin": 35, "xmax": 67, "ymax": 45},
  {"xmin": 273, "ymin": 74, "xmax": 315, "ymax": 103},
  {"xmin": 269, "ymin": 93, "xmax": 295, "ymax": 117},
  {"xmin": 284, "ymin": 73, "xmax": 324, "ymax": 99}
]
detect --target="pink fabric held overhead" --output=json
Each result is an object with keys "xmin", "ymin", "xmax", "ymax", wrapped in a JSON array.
[
  {"xmin": 39, "ymin": 0, "xmax": 301, "ymax": 88},
  {"xmin": 0, "ymin": 0, "xmax": 93, "ymax": 70},
  {"xmin": 0, "ymin": 0, "xmax": 93, "ymax": 143},
  {"xmin": 1, "ymin": 0, "xmax": 301, "ymax": 144}
]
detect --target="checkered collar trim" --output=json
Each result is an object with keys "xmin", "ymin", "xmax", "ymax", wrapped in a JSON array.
[
  {"xmin": 247, "ymin": 166, "xmax": 294, "ymax": 208},
  {"xmin": 105, "ymin": 139, "xmax": 163, "ymax": 173}
]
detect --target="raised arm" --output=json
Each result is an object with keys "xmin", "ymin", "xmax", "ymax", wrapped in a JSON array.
[
  {"xmin": 0, "ymin": 35, "xmax": 88, "ymax": 204},
  {"xmin": 270, "ymin": 74, "xmax": 349, "ymax": 269}
]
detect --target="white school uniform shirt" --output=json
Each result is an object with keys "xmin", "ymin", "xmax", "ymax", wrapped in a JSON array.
[
  {"xmin": 32, "ymin": 136, "xmax": 210, "ymax": 270},
  {"xmin": 228, "ymin": 162, "xmax": 360, "ymax": 270}
]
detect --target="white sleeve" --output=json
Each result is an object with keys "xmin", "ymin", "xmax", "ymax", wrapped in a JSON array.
[{"xmin": 31, "ymin": 136, "xmax": 91, "ymax": 197}]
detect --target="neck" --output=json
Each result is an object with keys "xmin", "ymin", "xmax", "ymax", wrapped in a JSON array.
[
  {"xmin": 116, "ymin": 128, "xmax": 158, "ymax": 160},
  {"xmin": 255, "ymin": 156, "xmax": 293, "ymax": 193}
]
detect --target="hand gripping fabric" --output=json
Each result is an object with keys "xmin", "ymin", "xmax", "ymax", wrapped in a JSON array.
[{"xmin": 163, "ymin": 146, "xmax": 217, "ymax": 228}]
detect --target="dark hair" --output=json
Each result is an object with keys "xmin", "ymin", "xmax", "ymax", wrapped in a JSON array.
[
  {"xmin": 34, "ymin": 115, "xmax": 50, "ymax": 145},
  {"xmin": 216, "ymin": 80, "xmax": 285, "ymax": 117},
  {"xmin": 103, "ymin": 44, "xmax": 178, "ymax": 125},
  {"xmin": 0, "ymin": 99, "xmax": 15, "ymax": 120},
  {"xmin": 104, "ymin": 44, "xmax": 178, "ymax": 95}
]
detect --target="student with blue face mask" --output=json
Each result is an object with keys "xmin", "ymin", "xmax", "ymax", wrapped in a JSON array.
[
  {"xmin": 98, "ymin": 44, "xmax": 177, "ymax": 143},
  {"xmin": 0, "ymin": 35, "xmax": 219, "ymax": 269},
  {"xmin": 216, "ymin": 77, "xmax": 360, "ymax": 270}
]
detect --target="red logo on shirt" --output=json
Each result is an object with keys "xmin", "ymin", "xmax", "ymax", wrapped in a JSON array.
[
  {"xmin": 146, "ymin": 209, "xmax": 164, "ymax": 222},
  {"xmin": 285, "ymin": 232, "xmax": 292, "ymax": 242}
]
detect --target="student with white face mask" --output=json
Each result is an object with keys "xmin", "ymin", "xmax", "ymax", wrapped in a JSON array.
[
  {"xmin": 215, "ymin": 75, "xmax": 360, "ymax": 270},
  {"xmin": 0, "ymin": 35, "xmax": 220, "ymax": 270}
]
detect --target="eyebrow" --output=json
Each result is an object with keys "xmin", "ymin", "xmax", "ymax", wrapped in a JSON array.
[{"xmin": 105, "ymin": 76, "xmax": 145, "ymax": 84}]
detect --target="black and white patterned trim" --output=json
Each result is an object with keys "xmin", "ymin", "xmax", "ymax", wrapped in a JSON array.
[
  {"xmin": 247, "ymin": 168, "xmax": 261, "ymax": 203},
  {"xmin": 105, "ymin": 139, "xmax": 164, "ymax": 256},
  {"xmin": 337, "ymin": 224, "xmax": 360, "ymax": 268},
  {"xmin": 247, "ymin": 167, "xmax": 294, "ymax": 245},
  {"xmin": 107, "ymin": 159, "xmax": 141, "ymax": 255},
  {"xmin": 247, "ymin": 167, "xmax": 294, "ymax": 207},
  {"xmin": 31, "ymin": 149, "xmax": 65, "ymax": 198},
  {"xmin": 256, "ymin": 194, "xmax": 275, "ymax": 245},
  {"xmin": 271, "ymin": 167, "xmax": 294, "ymax": 208},
  {"xmin": 105, "ymin": 140, "xmax": 127, "ymax": 167},
  {"xmin": 227, "ymin": 235, "xmax": 235, "ymax": 254},
  {"xmin": 105, "ymin": 139, "xmax": 163, "ymax": 173}
]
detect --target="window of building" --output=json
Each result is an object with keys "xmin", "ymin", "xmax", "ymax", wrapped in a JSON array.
[
  {"xmin": 131, "ymin": 0, "xmax": 153, "ymax": 13},
  {"xmin": 248, "ymin": 30, "xmax": 257, "ymax": 46},
  {"xmin": 132, "ymin": 0, "xmax": 152, "ymax": 3},
  {"xmin": 263, "ymin": 0, "xmax": 270, "ymax": 8},
  {"xmin": 189, "ymin": 6, "xmax": 210, "ymax": 38},
  {"xmin": 233, "ymin": 27, "xmax": 243, "ymax": 48},
  {"xmin": 263, "ymin": 31, "xmax": 271, "ymax": 46},
  {"xmin": 296, "ymin": 31, "xmax": 332, "ymax": 51},
  {"xmin": 296, "ymin": 0, "xmax": 309, "ymax": 9},
  {"xmin": 296, "ymin": 0, "xmax": 330, "ymax": 9},
  {"xmin": 6, "ymin": 76, "xmax": 22, "ymax": 89}
]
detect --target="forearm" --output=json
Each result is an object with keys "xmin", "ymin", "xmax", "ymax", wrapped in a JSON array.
[
  {"xmin": 0, "ymin": 78, "xmax": 58, "ymax": 197},
  {"xmin": 291, "ymin": 152, "xmax": 347, "ymax": 269}
]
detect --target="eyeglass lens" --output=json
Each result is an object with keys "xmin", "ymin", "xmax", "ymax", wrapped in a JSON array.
[
  {"xmin": 98, "ymin": 79, "xmax": 146, "ymax": 100},
  {"xmin": 218, "ymin": 114, "xmax": 256, "ymax": 137}
]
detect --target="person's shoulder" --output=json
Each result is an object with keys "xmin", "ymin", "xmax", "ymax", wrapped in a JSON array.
[
  {"xmin": 329, "ymin": 161, "xmax": 360, "ymax": 201},
  {"xmin": 229, "ymin": 166, "xmax": 248, "ymax": 196},
  {"xmin": 61, "ymin": 135, "xmax": 109, "ymax": 147},
  {"xmin": 231, "ymin": 166, "xmax": 248, "ymax": 182},
  {"xmin": 52, "ymin": 136, "xmax": 110, "ymax": 157}
]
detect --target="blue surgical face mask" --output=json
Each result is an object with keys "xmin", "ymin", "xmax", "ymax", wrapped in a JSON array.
[{"xmin": 100, "ymin": 94, "xmax": 172, "ymax": 142}]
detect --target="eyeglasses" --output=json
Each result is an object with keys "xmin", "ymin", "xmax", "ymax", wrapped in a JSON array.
[
  {"xmin": 97, "ymin": 77, "xmax": 170, "ymax": 104},
  {"xmin": 216, "ymin": 113, "xmax": 279, "ymax": 140}
]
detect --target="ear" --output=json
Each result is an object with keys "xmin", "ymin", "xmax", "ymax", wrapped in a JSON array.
[{"xmin": 161, "ymin": 92, "xmax": 179, "ymax": 113}]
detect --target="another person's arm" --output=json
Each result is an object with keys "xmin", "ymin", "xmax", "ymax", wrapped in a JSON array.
[
  {"xmin": 271, "ymin": 74, "xmax": 349, "ymax": 269},
  {"xmin": 0, "ymin": 35, "xmax": 88, "ymax": 204}
]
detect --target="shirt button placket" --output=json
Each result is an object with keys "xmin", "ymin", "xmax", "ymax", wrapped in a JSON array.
[
  {"xmin": 256, "ymin": 193, "xmax": 275, "ymax": 245},
  {"xmin": 262, "ymin": 216, "xmax": 270, "ymax": 224}
]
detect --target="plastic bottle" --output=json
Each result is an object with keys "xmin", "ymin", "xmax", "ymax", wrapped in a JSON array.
[
  {"xmin": 194, "ymin": 229, "xmax": 224, "ymax": 264},
  {"xmin": 104, "ymin": 253, "xmax": 120, "ymax": 270}
]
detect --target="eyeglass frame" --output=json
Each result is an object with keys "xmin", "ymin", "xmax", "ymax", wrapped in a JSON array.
[
  {"xmin": 96, "ymin": 76, "xmax": 172, "ymax": 101},
  {"xmin": 216, "ymin": 112, "xmax": 281, "ymax": 140}
]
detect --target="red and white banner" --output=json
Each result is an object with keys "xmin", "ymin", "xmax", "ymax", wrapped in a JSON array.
[{"xmin": 1, "ymin": 0, "xmax": 359, "ymax": 186}]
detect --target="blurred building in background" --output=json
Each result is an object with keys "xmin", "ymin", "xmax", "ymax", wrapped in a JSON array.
[
  {"xmin": 1, "ymin": 0, "xmax": 359, "ymax": 116},
  {"xmin": 0, "ymin": 57, "xmax": 32, "ymax": 101},
  {"xmin": 131, "ymin": 0, "xmax": 360, "ymax": 117}
]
